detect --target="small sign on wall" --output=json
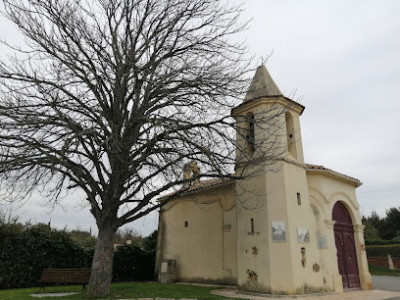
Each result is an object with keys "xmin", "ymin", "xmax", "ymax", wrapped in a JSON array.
[
  {"xmin": 317, "ymin": 235, "xmax": 328, "ymax": 249},
  {"xmin": 272, "ymin": 221, "xmax": 286, "ymax": 241},
  {"xmin": 297, "ymin": 228, "xmax": 310, "ymax": 243}
]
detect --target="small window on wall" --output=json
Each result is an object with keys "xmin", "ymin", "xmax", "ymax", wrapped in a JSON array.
[
  {"xmin": 248, "ymin": 218, "xmax": 256, "ymax": 235},
  {"xmin": 297, "ymin": 193, "xmax": 301, "ymax": 206},
  {"xmin": 246, "ymin": 113, "xmax": 255, "ymax": 152},
  {"xmin": 285, "ymin": 112, "xmax": 297, "ymax": 159},
  {"xmin": 184, "ymin": 221, "xmax": 188, "ymax": 228}
]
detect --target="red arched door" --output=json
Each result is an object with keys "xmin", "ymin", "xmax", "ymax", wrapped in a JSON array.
[{"xmin": 332, "ymin": 202, "xmax": 360, "ymax": 290}]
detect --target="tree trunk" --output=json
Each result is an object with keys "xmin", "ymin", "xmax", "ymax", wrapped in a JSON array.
[{"xmin": 87, "ymin": 225, "xmax": 116, "ymax": 296}]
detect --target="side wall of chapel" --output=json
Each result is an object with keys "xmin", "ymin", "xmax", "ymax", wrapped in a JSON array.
[{"xmin": 158, "ymin": 185, "xmax": 237, "ymax": 284}]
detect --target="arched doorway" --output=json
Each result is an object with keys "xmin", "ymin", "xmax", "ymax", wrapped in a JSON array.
[{"xmin": 332, "ymin": 202, "xmax": 361, "ymax": 290}]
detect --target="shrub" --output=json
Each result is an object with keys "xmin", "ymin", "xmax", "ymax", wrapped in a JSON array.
[
  {"xmin": 366, "ymin": 245, "xmax": 400, "ymax": 258},
  {"xmin": 0, "ymin": 224, "xmax": 92, "ymax": 289},
  {"xmin": 365, "ymin": 240, "xmax": 400, "ymax": 245},
  {"xmin": 0, "ymin": 222, "xmax": 157, "ymax": 288},
  {"xmin": 112, "ymin": 230, "xmax": 157, "ymax": 282}
]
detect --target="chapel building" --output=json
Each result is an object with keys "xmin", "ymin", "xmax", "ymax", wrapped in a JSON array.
[{"xmin": 156, "ymin": 65, "xmax": 372, "ymax": 295}]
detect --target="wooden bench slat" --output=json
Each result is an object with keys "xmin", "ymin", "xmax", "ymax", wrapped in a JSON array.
[{"xmin": 39, "ymin": 268, "xmax": 91, "ymax": 290}]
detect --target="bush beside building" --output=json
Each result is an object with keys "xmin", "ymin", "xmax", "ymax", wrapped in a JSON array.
[{"xmin": 0, "ymin": 217, "xmax": 157, "ymax": 289}]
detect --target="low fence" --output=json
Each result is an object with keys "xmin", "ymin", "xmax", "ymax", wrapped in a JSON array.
[
  {"xmin": 368, "ymin": 256, "xmax": 400, "ymax": 268},
  {"xmin": 366, "ymin": 244, "xmax": 400, "ymax": 269}
]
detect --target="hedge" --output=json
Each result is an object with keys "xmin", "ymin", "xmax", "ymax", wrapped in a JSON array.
[
  {"xmin": 366, "ymin": 245, "xmax": 400, "ymax": 258},
  {"xmin": 0, "ymin": 225, "xmax": 158, "ymax": 289},
  {"xmin": 112, "ymin": 244, "xmax": 155, "ymax": 282},
  {"xmin": 365, "ymin": 240, "xmax": 400, "ymax": 246},
  {"xmin": 112, "ymin": 230, "xmax": 157, "ymax": 282},
  {"xmin": 0, "ymin": 224, "xmax": 92, "ymax": 289}
]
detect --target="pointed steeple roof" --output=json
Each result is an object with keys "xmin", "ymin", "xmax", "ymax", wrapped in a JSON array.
[{"xmin": 244, "ymin": 65, "xmax": 282, "ymax": 101}]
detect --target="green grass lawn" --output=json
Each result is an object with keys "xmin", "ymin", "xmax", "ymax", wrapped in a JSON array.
[
  {"xmin": 369, "ymin": 265, "xmax": 400, "ymax": 277},
  {"xmin": 0, "ymin": 282, "xmax": 237, "ymax": 300}
]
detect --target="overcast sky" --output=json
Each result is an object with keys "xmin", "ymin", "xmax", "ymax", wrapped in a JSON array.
[{"xmin": 1, "ymin": 0, "xmax": 399, "ymax": 236}]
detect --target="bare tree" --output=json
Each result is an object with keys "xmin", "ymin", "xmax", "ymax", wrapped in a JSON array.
[{"xmin": 0, "ymin": 0, "xmax": 289, "ymax": 296}]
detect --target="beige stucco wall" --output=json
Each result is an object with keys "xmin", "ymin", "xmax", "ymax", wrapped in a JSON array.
[
  {"xmin": 235, "ymin": 162, "xmax": 337, "ymax": 294},
  {"xmin": 233, "ymin": 98, "xmax": 332, "ymax": 294},
  {"xmin": 158, "ymin": 167, "xmax": 372, "ymax": 293},
  {"xmin": 158, "ymin": 91, "xmax": 371, "ymax": 294},
  {"xmin": 307, "ymin": 172, "xmax": 372, "ymax": 291},
  {"xmin": 233, "ymin": 97, "xmax": 331, "ymax": 294},
  {"xmin": 158, "ymin": 184, "xmax": 237, "ymax": 283},
  {"xmin": 235, "ymin": 164, "xmax": 271, "ymax": 292},
  {"xmin": 233, "ymin": 164, "xmax": 372, "ymax": 294},
  {"xmin": 278, "ymin": 162, "xmax": 330, "ymax": 293}
]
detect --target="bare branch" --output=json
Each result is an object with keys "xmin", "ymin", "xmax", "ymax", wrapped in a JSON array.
[{"xmin": 0, "ymin": 0, "xmax": 287, "ymax": 296}]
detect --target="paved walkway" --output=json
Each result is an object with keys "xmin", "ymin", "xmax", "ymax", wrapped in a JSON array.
[
  {"xmin": 30, "ymin": 290, "xmax": 400, "ymax": 300},
  {"xmin": 372, "ymin": 275, "xmax": 400, "ymax": 292},
  {"xmin": 31, "ymin": 292, "xmax": 79, "ymax": 298},
  {"xmin": 30, "ymin": 276, "xmax": 400, "ymax": 299},
  {"xmin": 212, "ymin": 288, "xmax": 400, "ymax": 300}
]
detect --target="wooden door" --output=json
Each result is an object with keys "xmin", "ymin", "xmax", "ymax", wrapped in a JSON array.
[{"xmin": 332, "ymin": 202, "xmax": 360, "ymax": 290}]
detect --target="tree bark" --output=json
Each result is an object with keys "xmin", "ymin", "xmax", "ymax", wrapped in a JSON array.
[{"xmin": 87, "ymin": 225, "xmax": 116, "ymax": 296}]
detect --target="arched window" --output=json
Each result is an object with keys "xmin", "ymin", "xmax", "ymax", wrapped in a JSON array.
[
  {"xmin": 246, "ymin": 113, "xmax": 255, "ymax": 152},
  {"xmin": 285, "ymin": 112, "xmax": 297, "ymax": 158}
]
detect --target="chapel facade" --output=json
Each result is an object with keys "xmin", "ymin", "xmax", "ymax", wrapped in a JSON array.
[{"xmin": 156, "ymin": 65, "xmax": 372, "ymax": 295}]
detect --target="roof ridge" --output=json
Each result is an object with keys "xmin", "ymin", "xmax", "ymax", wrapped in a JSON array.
[
  {"xmin": 244, "ymin": 65, "xmax": 282, "ymax": 101},
  {"xmin": 305, "ymin": 163, "xmax": 362, "ymax": 186}
]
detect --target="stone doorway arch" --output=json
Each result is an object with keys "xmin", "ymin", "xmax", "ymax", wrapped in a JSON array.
[{"xmin": 332, "ymin": 201, "xmax": 361, "ymax": 290}]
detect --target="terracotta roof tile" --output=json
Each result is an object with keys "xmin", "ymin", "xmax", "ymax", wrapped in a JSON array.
[
  {"xmin": 305, "ymin": 163, "xmax": 362, "ymax": 187},
  {"xmin": 159, "ymin": 178, "xmax": 234, "ymax": 200},
  {"xmin": 160, "ymin": 164, "xmax": 361, "ymax": 201}
]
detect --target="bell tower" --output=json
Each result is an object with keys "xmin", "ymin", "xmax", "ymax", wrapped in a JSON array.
[{"xmin": 232, "ymin": 65, "xmax": 316, "ymax": 294}]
